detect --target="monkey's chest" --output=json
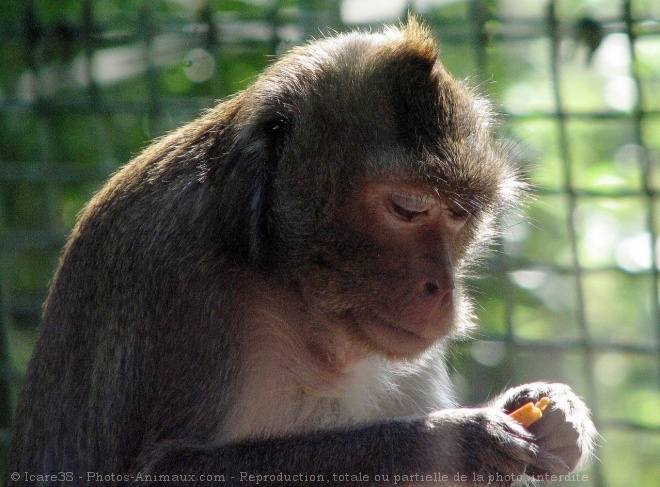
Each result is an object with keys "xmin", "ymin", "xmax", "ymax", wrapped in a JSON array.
[{"xmin": 219, "ymin": 357, "xmax": 401, "ymax": 443}]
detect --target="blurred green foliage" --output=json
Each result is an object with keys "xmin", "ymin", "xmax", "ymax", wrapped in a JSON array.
[{"xmin": 0, "ymin": 1, "xmax": 659, "ymax": 485}]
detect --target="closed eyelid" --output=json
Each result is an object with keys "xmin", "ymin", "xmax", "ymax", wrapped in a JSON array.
[{"xmin": 391, "ymin": 192, "xmax": 436, "ymax": 212}]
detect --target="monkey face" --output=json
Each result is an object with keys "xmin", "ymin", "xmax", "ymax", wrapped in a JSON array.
[
  {"xmin": 347, "ymin": 180, "xmax": 468, "ymax": 357},
  {"xmin": 286, "ymin": 176, "xmax": 476, "ymax": 359}
]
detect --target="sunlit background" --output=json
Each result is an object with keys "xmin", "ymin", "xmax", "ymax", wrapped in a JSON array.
[{"xmin": 0, "ymin": 1, "xmax": 659, "ymax": 485}]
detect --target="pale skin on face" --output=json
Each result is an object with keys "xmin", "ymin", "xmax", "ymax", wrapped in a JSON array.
[{"xmin": 344, "ymin": 181, "xmax": 470, "ymax": 358}]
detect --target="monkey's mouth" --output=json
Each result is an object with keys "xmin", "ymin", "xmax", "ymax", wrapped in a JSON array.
[{"xmin": 358, "ymin": 308, "xmax": 439, "ymax": 357}]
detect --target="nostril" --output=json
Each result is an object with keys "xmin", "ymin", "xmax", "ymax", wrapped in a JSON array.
[
  {"xmin": 422, "ymin": 280, "xmax": 455, "ymax": 305},
  {"xmin": 424, "ymin": 282, "xmax": 439, "ymax": 296}
]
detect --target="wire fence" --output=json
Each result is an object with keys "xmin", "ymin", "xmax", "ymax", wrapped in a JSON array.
[{"xmin": 0, "ymin": 1, "xmax": 658, "ymax": 485}]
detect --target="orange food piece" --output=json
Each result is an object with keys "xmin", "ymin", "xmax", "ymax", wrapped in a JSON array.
[{"xmin": 508, "ymin": 397, "xmax": 550, "ymax": 428}]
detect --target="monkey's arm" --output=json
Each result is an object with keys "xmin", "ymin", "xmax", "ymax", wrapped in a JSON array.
[{"xmin": 134, "ymin": 408, "xmax": 566, "ymax": 486}]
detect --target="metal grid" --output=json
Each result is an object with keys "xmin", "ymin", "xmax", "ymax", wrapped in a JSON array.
[
  {"xmin": 0, "ymin": 1, "xmax": 658, "ymax": 485},
  {"xmin": 455, "ymin": 2, "xmax": 659, "ymax": 486}
]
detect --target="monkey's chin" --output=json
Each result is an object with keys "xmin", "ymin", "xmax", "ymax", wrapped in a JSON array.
[{"xmin": 358, "ymin": 309, "xmax": 449, "ymax": 358}]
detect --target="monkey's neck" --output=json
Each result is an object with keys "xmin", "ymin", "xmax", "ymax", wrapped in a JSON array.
[
  {"xmin": 240, "ymin": 273, "xmax": 374, "ymax": 388},
  {"xmin": 221, "ymin": 274, "xmax": 399, "ymax": 442}
]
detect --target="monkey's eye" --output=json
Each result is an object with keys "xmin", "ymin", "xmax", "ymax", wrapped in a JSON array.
[{"xmin": 390, "ymin": 192, "xmax": 432, "ymax": 220}]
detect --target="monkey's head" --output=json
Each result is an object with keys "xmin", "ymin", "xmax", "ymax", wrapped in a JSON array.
[{"xmin": 212, "ymin": 19, "xmax": 524, "ymax": 359}]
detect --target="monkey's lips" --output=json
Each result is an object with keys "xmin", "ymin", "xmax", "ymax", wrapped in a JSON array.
[{"xmin": 358, "ymin": 307, "xmax": 453, "ymax": 357}]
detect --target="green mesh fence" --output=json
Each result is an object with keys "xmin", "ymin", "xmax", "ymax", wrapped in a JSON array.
[{"xmin": 0, "ymin": 1, "xmax": 658, "ymax": 485}]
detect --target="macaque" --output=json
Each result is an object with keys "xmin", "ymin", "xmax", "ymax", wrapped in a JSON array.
[{"xmin": 6, "ymin": 18, "xmax": 595, "ymax": 486}]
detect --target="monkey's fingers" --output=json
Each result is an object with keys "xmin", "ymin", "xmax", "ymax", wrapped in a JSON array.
[{"xmin": 509, "ymin": 397, "xmax": 551, "ymax": 428}]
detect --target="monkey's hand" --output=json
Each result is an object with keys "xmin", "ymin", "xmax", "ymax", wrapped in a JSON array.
[
  {"xmin": 492, "ymin": 382, "xmax": 597, "ymax": 477},
  {"xmin": 426, "ymin": 408, "xmax": 566, "ymax": 485}
]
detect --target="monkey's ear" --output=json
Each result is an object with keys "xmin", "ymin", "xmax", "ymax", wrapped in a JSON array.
[{"xmin": 213, "ymin": 115, "xmax": 289, "ymax": 266}]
